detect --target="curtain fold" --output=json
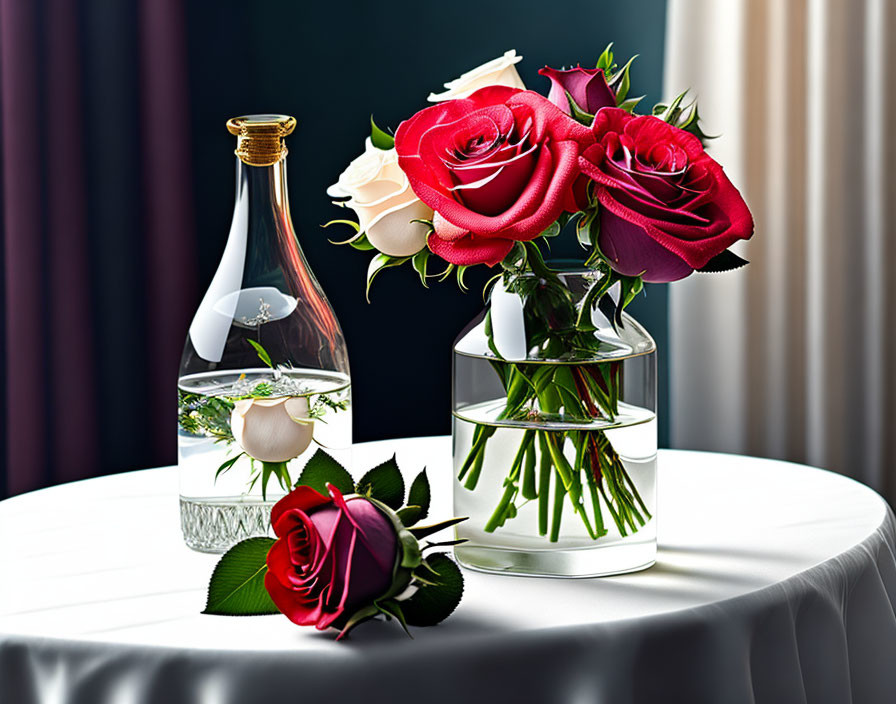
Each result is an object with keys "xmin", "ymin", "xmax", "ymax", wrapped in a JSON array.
[
  {"xmin": 665, "ymin": 0, "xmax": 896, "ymax": 500},
  {"xmin": 0, "ymin": 0, "xmax": 197, "ymax": 497}
]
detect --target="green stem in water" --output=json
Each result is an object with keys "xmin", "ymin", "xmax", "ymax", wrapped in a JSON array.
[
  {"xmin": 483, "ymin": 429, "xmax": 535, "ymax": 532},
  {"xmin": 521, "ymin": 434, "xmax": 537, "ymax": 500},
  {"xmin": 550, "ymin": 466, "xmax": 568, "ymax": 542},
  {"xmin": 543, "ymin": 432, "xmax": 597, "ymax": 539},
  {"xmin": 537, "ymin": 432, "xmax": 552, "ymax": 535}
]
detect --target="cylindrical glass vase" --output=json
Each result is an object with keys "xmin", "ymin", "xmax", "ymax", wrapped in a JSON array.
[
  {"xmin": 452, "ymin": 269, "xmax": 656, "ymax": 577},
  {"xmin": 178, "ymin": 115, "xmax": 351, "ymax": 553}
]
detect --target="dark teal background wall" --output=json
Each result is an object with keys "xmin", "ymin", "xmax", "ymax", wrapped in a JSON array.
[{"xmin": 185, "ymin": 0, "xmax": 671, "ymax": 447}]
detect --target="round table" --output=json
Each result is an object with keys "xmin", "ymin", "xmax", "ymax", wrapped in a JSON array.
[{"xmin": 1, "ymin": 438, "xmax": 894, "ymax": 704}]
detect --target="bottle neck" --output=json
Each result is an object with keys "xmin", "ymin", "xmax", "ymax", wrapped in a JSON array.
[{"xmin": 231, "ymin": 155, "xmax": 302, "ymax": 286}]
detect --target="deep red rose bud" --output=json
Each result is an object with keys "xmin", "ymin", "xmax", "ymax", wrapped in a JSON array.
[
  {"xmin": 264, "ymin": 484, "xmax": 399, "ymax": 631},
  {"xmin": 539, "ymin": 65, "xmax": 616, "ymax": 117},
  {"xmin": 579, "ymin": 108, "xmax": 753, "ymax": 282}
]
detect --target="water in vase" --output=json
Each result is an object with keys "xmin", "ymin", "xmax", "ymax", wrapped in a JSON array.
[{"xmin": 178, "ymin": 368, "xmax": 351, "ymax": 553}]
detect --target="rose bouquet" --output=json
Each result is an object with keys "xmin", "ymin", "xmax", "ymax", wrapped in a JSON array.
[
  {"xmin": 327, "ymin": 47, "xmax": 753, "ymax": 567},
  {"xmin": 204, "ymin": 450, "xmax": 466, "ymax": 638}
]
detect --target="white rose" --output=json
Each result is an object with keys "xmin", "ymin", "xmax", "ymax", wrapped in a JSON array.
[
  {"xmin": 327, "ymin": 139, "xmax": 432, "ymax": 257},
  {"xmin": 427, "ymin": 50, "xmax": 526, "ymax": 102},
  {"xmin": 230, "ymin": 397, "xmax": 313, "ymax": 463}
]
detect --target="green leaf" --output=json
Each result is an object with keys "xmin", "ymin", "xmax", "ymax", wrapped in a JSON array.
[
  {"xmin": 412, "ymin": 248, "xmax": 431, "ymax": 288},
  {"xmin": 697, "ymin": 249, "xmax": 749, "ymax": 272},
  {"xmin": 366, "ymin": 253, "xmax": 410, "ymax": 302},
  {"xmin": 370, "ymin": 116, "xmax": 395, "ymax": 150},
  {"xmin": 407, "ymin": 469, "xmax": 431, "ymax": 521},
  {"xmin": 203, "ymin": 537, "xmax": 279, "ymax": 616},
  {"xmin": 294, "ymin": 449, "xmax": 355, "ymax": 494},
  {"xmin": 356, "ymin": 454, "xmax": 405, "ymax": 510},
  {"xmin": 402, "ymin": 554, "xmax": 464, "ymax": 627},
  {"xmin": 247, "ymin": 339, "xmax": 272, "ymax": 368},
  {"xmin": 408, "ymin": 516, "xmax": 467, "ymax": 540}
]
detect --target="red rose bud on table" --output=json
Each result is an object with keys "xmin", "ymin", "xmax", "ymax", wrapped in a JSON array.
[
  {"xmin": 203, "ymin": 451, "xmax": 466, "ymax": 639},
  {"xmin": 539, "ymin": 65, "xmax": 616, "ymax": 116},
  {"xmin": 264, "ymin": 484, "xmax": 398, "ymax": 631},
  {"xmin": 578, "ymin": 108, "xmax": 753, "ymax": 283},
  {"xmin": 395, "ymin": 86, "xmax": 595, "ymax": 267}
]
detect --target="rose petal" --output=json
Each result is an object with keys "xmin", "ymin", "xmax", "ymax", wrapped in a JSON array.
[{"xmin": 599, "ymin": 208, "xmax": 693, "ymax": 283}]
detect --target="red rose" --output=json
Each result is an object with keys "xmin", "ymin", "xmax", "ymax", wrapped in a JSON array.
[
  {"xmin": 395, "ymin": 86, "xmax": 594, "ymax": 267},
  {"xmin": 264, "ymin": 484, "xmax": 399, "ymax": 631},
  {"xmin": 579, "ymin": 108, "xmax": 753, "ymax": 282}
]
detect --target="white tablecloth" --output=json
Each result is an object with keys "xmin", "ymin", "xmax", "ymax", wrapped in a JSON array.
[{"xmin": 1, "ymin": 437, "xmax": 894, "ymax": 704}]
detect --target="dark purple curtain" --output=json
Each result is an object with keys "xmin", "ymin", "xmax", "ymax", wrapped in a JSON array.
[{"xmin": 0, "ymin": 0, "xmax": 197, "ymax": 497}]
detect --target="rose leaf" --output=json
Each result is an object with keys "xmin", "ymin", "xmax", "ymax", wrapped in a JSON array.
[
  {"xmin": 294, "ymin": 449, "xmax": 355, "ymax": 495},
  {"xmin": 402, "ymin": 554, "xmax": 464, "ymax": 628},
  {"xmin": 203, "ymin": 537, "xmax": 279, "ymax": 616},
  {"xmin": 356, "ymin": 454, "xmax": 405, "ymax": 510},
  {"xmin": 407, "ymin": 469, "xmax": 431, "ymax": 521}
]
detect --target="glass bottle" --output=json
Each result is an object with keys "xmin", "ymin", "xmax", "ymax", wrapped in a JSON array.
[
  {"xmin": 178, "ymin": 115, "xmax": 351, "ymax": 553},
  {"xmin": 452, "ymin": 269, "xmax": 656, "ymax": 577}
]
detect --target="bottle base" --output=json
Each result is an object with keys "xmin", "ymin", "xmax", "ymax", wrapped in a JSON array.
[
  {"xmin": 179, "ymin": 497, "xmax": 276, "ymax": 554},
  {"xmin": 454, "ymin": 540, "xmax": 656, "ymax": 578}
]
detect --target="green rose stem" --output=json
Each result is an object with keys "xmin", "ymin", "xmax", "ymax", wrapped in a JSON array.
[
  {"xmin": 537, "ymin": 433, "xmax": 552, "ymax": 535},
  {"xmin": 457, "ymin": 363, "xmax": 652, "ymax": 543}
]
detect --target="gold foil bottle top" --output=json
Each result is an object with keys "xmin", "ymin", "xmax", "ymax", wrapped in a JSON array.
[{"xmin": 226, "ymin": 114, "xmax": 296, "ymax": 167}]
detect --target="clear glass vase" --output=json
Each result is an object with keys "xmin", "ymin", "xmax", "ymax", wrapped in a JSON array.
[
  {"xmin": 178, "ymin": 115, "xmax": 351, "ymax": 553},
  {"xmin": 452, "ymin": 269, "xmax": 656, "ymax": 577}
]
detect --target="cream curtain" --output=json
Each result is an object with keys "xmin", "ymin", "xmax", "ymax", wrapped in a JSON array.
[{"xmin": 665, "ymin": 0, "xmax": 896, "ymax": 499}]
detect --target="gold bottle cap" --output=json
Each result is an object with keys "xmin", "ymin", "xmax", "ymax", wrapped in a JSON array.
[{"xmin": 226, "ymin": 114, "xmax": 296, "ymax": 167}]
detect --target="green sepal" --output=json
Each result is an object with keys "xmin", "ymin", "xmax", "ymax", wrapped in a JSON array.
[
  {"xmin": 259, "ymin": 461, "xmax": 290, "ymax": 500},
  {"xmin": 456, "ymin": 264, "xmax": 470, "ymax": 292},
  {"xmin": 408, "ymin": 516, "xmax": 467, "ymax": 540},
  {"xmin": 565, "ymin": 90, "xmax": 595, "ymax": 126},
  {"xmin": 407, "ymin": 469, "xmax": 431, "ymax": 521},
  {"xmin": 609, "ymin": 54, "xmax": 638, "ymax": 104},
  {"xmin": 396, "ymin": 505, "xmax": 423, "ymax": 525},
  {"xmin": 335, "ymin": 604, "xmax": 380, "ymax": 640},
  {"xmin": 356, "ymin": 454, "xmax": 405, "ymax": 510},
  {"xmin": 376, "ymin": 599, "xmax": 412, "ymax": 637},
  {"xmin": 370, "ymin": 116, "xmax": 395, "ymax": 150},
  {"xmin": 412, "ymin": 248, "xmax": 431, "ymax": 288},
  {"xmin": 595, "ymin": 43, "xmax": 615, "ymax": 71},
  {"xmin": 401, "ymin": 553, "xmax": 464, "ymax": 628},
  {"xmin": 294, "ymin": 449, "xmax": 355, "ymax": 495},
  {"xmin": 618, "ymin": 96, "xmax": 644, "ymax": 113},
  {"xmin": 203, "ymin": 537, "xmax": 279, "ymax": 616},
  {"xmin": 367, "ymin": 495, "xmax": 423, "ymax": 570},
  {"xmin": 540, "ymin": 220, "xmax": 563, "ymax": 238},
  {"xmin": 215, "ymin": 452, "xmax": 245, "ymax": 481},
  {"xmin": 247, "ymin": 339, "xmax": 273, "ymax": 368},
  {"xmin": 322, "ymin": 218, "xmax": 361, "ymax": 245},
  {"xmin": 366, "ymin": 253, "xmax": 410, "ymax": 302}
]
